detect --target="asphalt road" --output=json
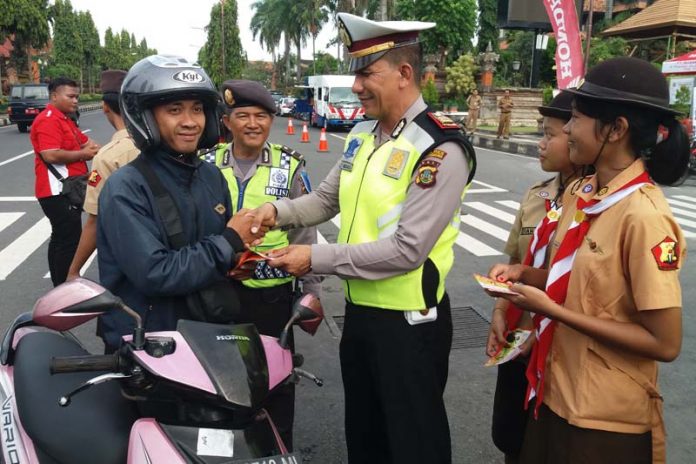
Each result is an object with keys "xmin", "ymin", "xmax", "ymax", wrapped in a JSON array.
[{"xmin": 0, "ymin": 112, "xmax": 694, "ymax": 463}]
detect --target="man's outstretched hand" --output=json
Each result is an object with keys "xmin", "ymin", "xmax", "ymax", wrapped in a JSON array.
[{"xmin": 227, "ymin": 208, "xmax": 269, "ymax": 248}]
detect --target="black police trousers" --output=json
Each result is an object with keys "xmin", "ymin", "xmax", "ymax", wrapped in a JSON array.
[
  {"xmin": 232, "ymin": 281, "xmax": 296, "ymax": 452},
  {"xmin": 340, "ymin": 293, "xmax": 453, "ymax": 464},
  {"xmin": 38, "ymin": 195, "xmax": 82, "ymax": 286}
]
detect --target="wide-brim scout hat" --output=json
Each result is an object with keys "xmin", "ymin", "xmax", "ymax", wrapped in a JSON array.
[
  {"xmin": 336, "ymin": 12, "xmax": 435, "ymax": 72},
  {"xmin": 220, "ymin": 79, "xmax": 276, "ymax": 115},
  {"xmin": 538, "ymin": 91, "xmax": 573, "ymax": 121},
  {"xmin": 564, "ymin": 57, "xmax": 679, "ymax": 115}
]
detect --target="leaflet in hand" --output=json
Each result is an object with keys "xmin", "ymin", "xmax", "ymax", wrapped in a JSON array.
[
  {"xmin": 473, "ymin": 273, "xmax": 520, "ymax": 295},
  {"xmin": 233, "ymin": 250, "xmax": 273, "ymax": 271},
  {"xmin": 484, "ymin": 329, "xmax": 532, "ymax": 367}
]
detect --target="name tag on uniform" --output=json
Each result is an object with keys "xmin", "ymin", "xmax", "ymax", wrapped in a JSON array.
[
  {"xmin": 265, "ymin": 168, "xmax": 290, "ymax": 198},
  {"xmin": 520, "ymin": 227, "xmax": 535, "ymax": 236},
  {"xmin": 340, "ymin": 138, "xmax": 363, "ymax": 172}
]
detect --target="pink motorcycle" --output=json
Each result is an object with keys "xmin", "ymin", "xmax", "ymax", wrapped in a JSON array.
[{"xmin": 0, "ymin": 278, "xmax": 324, "ymax": 464}]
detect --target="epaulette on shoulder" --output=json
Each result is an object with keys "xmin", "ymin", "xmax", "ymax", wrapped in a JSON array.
[
  {"xmin": 427, "ymin": 112, "xmax": 461, "ymax": 131},
  {"xmin": 280, "ymin": 145, "xmax": 304, "ymax": 161}
]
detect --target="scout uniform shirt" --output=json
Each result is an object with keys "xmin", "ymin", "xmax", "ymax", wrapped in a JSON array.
[
  {"xmin": 498, "ymin": 96, "xmax": 514, "ymax": 113},
  {"xmin": 466, "ymin": 94, "xmax": 482, "ymax": 111},
  {"xmin": 85, "ymin": 129, "xmax": 139, "ymax": 215},
  {"xmin": 504, "ymin": 175, "xmax": 563, "ymax": 263},
  {"xmin": 543, "ymin": 159, "xmax": 685, "ymax": 438},
  {"xmin": 273, "ymin": 96, "xmax": 472, "ymax": 292}
]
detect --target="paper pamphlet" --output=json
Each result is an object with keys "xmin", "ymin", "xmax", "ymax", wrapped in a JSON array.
[
  {"xmin": 484, "ymin": 329, "xmax": 532, "ymax": 367},
  {"xmin": 473, "ymin": 273, "xmax": 520, "ymax": 295}
]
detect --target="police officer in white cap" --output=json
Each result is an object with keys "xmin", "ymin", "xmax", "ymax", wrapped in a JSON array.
[{"xmin": 249, "ymin": 13, "xmax": 477, "ymax": 463}]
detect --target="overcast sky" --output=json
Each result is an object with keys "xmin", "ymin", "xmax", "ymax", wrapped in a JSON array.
[{"xmin": 68, "ymin": 0, "xmax": 338, "ymax": 62}]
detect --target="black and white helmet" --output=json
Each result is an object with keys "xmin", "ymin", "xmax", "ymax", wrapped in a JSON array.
[{"xmin": 120, "ymin": 55, "xmax": 221, "ymax": 152}]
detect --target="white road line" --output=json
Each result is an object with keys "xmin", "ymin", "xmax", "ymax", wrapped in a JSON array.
[
  {"xmin": 44, "ymin": 250, "xmax": 97, "ymax": 279},
  {"xmin": 465, "ymin": 202, "xmax": 516, "ymax": 224},
  {"xmin": 331, "ymin": 215, "xmax": 341, "ymax": 229},
  {"xmin": 317, "ymin": 231, "xmax": 328, "ymax": 245},
  {"xmin": 674, "ymin": 216, "xmax": 696, "ymax": 229},
  {"xmin": 455, "ymin": 231, "xmax": 502, "ymax": 256},
  {"xmin": 460, "ymin": 214, "xmax": 510, "ymax": 241},
  {"xmin": 496, "ymin": 200, "xmax": 521, "ymax": 210},
  {"xmin": 0, "ymin": 197, "xmax": 37, "ymax": 202},
  {"xmin": 330, "ymin": 134, "xmax": 347, "ymax": 141},
  {"xmin": 0, "ymin": 213, "xmax": 24, "ymax": 233},
  {"xmin": 670, "ymin": 207, "xmax": 696, "ymax": 219},
  {"xmin": 681, "ymin": 230, "xmax": 696, "ymax": 239},
  {"xmin": 0, "ymin": 129, "xmax": 91, "ymax": 167},
  {"xmin": 466, "ymin": 180, "xmax": 508, "ymax": 194},
  {"xmin": 673, "ymin": 195, "xmax": 696, "ymax": 204},
  {"xmin": 667, "ymin": 199, "xmax": 696, "ymax": 211},
  {"xmin": 0, "ymin": 217, "xmax": 51, "ymax": 280}
]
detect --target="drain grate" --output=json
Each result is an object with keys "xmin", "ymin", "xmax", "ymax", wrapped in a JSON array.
[{"xmin": 332, "ymin": 306, "xmax": 489, "ymax": 350}]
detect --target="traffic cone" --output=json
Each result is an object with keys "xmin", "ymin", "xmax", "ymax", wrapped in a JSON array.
[
  {"xmin": 286, "ymin": 118, "xmax": 295, "ymax": 135},
  {"xmin": 318, "ymin": 128, "xmax": 329, "ymax": 152},
  {"xmin": 300, "ymin": 123, "xmax": 310, "ymax": 143}
]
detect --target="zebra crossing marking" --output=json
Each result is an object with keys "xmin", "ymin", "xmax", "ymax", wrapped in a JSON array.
[
  {"xmin": 669, "ymin": 206, "xmax": 696, "ymax": 219},
  {"xmin": 0, "ymin": 213, "xmax": 24, "ymax": 234},
  {"xmin": 460, "ymin": 214, "xmax": 510, "ymax": 242},
  {"xmin": 0, "ymin": 217, "xmax": 51, "ymax": 280},
  {"xmin": 495, "ymin": 200, "xmax": 521, "ymax": 210},
  {"xmin": 0, "ymin": 197, "xmax": 37, "ymax": 202},
  {"xmin": 667, "ymin": 199, "xmax": 696, "ymax": 211},
  {"xmin": 465, "ymin": 202, "xmax": 516, "ymax": 224},
  {"xmin": 456, "ymin": 231, "xmax": 502, "ymax": 256},
  {"xmin": 673, "ymin": 195, "xmax": 696, "ymax": 204},
  {"xmin": 465, "ymin": 180, "xmax": 507, "ymax": 194}
]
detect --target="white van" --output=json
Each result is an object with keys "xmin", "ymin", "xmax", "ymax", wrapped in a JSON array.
[{"xmin": 303, "ymin": 75, "xmax": 365, "ymax": 129}]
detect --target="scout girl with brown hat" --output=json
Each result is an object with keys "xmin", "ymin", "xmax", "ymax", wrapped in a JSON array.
[
  {"xmin": 487, "ymin": 91, "xmax": 582, "ymax": 464},
  {"xmin": 487, "ymin": 57, "xmax": 688, "ymax": 463}
]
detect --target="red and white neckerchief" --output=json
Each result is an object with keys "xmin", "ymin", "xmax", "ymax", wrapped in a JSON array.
[
  {"xmin": 505, "ymin": 199, "xmax": 561, "ymax": 330},
  {"xmin": 525, "ymin": 170, "xmax": 653, "ymax": 417}
]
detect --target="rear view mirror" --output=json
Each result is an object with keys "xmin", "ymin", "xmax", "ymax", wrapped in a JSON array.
[
  {"xmin": 278, "ymin": 293, "xmax": 324, "ymax": 348},
  {"xmin": 33, "ymin": 278, "xmax": 120, "ymax": 331}
]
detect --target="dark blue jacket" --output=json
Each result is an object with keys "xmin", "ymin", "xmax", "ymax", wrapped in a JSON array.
[{"xmin": 97, "ymin": 148, "xmax": 242, "ymax": 348}]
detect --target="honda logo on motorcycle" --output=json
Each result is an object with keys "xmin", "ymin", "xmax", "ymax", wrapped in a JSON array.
[
  {"xmin": 173, "ymin": 71, "xmax": 205, "ymax": 83},
  {"xmin": 216, "ymin": 335, "xmax": 250, "ymax": 342}
]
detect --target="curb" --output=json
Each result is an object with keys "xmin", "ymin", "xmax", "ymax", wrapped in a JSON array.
[
  {"xmin": 0, "ymin": 103, "xmax": 102, "ymax": 128},
  {"xmin": 472, "ymin": 133, "xmax": 539, "ymax": 158}
]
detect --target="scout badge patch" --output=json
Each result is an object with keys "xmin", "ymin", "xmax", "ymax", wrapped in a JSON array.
[
  {"xmin": 87, "ymin": 170, "xmax": 101, "ymax": 187},
  {"xmin": 383, "ymin": 148, "xmax": 408, "ymax": 179},
  {"xmin": 340, "ymin": 137, "xmax": 362, "ymax": 171},
  {"xmin": 415, "ymin": 159, "xmax": 439, "ymax": 189},
  {"xmin": 651, "ymin": 236, "xmax": 679, "ymax": 270}
]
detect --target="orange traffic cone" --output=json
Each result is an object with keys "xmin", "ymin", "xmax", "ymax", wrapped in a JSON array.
[
  {"xmin": 318, "ymin": 128, "xmax": 329, "ymax": 152},
  {"xmin": 286, "ymin": 118, "xmax": 295, "ymax": 135},
  {"xmin": 300, "ymin": 123, "xmax": 310, "ymax": 143}
]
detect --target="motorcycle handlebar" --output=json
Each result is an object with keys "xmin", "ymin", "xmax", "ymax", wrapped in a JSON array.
[{"xmin": 50, "ymin": 354, "xmax": 119, "ymax": 375}]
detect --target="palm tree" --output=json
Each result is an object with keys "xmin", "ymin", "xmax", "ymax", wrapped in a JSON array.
[
  {"xmin": 251, "ymin": 0, "xmax": 282, "ymax": 88},
  {"xmin": 251, "ymin": 0, "xmax": 294, "ymax": 87}
]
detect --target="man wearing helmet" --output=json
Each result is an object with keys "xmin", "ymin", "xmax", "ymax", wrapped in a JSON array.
[{"xmin": 95, "ymin": 55, "xmax": 263, "ymax": 351}]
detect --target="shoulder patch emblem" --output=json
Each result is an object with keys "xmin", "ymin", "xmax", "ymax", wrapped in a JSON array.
[
  {"xmin": 415, "ymin": 159, "xmax": 440, "ymax": 189},
  {"xmin": 87, "ymin": 170, "xmax": 101, "ymax": 187},
  {"xmin": 651, "ymin": 236, "xmax": 679, "ymax": 271},
  {"xmin": 281, "ymin": 145, "xmax": 303, "ymax": 161},
  {"xmin": 427, "ymin": 112, "xmax": 460, "ymax": 130},
  {"xmin": 429, "ymin": 148, "xmax": 448, "ymax": 160}
]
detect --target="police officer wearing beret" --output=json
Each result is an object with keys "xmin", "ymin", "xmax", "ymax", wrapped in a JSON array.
[
  {"xmin": 67, "ymin": 70, "xmax": 139, "ymax": 281},
  {"xmin": 249, "ymin": 13, "xmax": 477, "ymax": 464},
  {"xmin": 204, "ymin": 79, "xmax": 320, "ymax": 450}
]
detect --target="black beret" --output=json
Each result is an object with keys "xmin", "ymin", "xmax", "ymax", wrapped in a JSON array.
[
  {"xmin": 538, "ymin": 91, "xmax": 573, "ymax": 121},
  {"xmin": 564, "ymin": 57, "xmax": 679, "ymax": 115},
  {"xmin": 100, "ymin": 70, "xmax": 127, "ymax": 94},
  {"xmin": 221, "ymin": 80, "xmax": 276, "ymax": 114}
]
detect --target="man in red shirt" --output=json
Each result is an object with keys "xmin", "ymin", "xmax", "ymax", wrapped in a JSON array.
[{"xmin": 30, "ymin": 77, "xmax": 100, "ymax": 285}]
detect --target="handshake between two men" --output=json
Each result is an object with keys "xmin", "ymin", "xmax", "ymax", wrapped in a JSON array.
[{"xmin": 226, "ymin": 202, "xmax": 312, "ymax": 279}]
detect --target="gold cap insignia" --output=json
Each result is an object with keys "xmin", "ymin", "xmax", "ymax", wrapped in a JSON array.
[{"xmin": 224, "ymin": 88, "xmax": 235, "ymax": 106}]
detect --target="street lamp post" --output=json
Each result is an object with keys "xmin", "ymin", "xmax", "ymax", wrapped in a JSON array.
[{"xmin": 512, "ymin": 60, "xmax": 521, "ymax": 87}]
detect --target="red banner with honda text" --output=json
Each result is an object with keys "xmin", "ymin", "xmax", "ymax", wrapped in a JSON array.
[{"xmin": 544, "ymin": 0, "xmax": 584, "ymax": 89}]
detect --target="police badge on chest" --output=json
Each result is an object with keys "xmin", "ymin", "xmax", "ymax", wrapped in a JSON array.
[{"xmin": 266, "ymin": 168, "xmax": 290, "ymax": 197}]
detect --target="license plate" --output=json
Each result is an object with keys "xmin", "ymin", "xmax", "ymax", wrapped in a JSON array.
[
  {"xmin": 25, "ymin": 108, "xmax": 39, "ymax": 115},
  {"xmin": 232, "ymin": 454, "xmax": 299, "ymax": 464}
]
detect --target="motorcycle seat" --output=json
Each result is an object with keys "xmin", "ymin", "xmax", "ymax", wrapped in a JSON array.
[{"xmin": 13, "ymin": 331, "xmax": 137, "ymax": 464}]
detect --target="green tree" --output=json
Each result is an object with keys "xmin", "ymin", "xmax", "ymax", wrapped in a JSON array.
[
  {"xmin": 51, "ymin": 0, "xmax": 84, "ymax": 84},
  {"xmin": 251, "ymin": 0, "xmax": 283, "ymax": 89},
  {"xmin": 477, "ymin": 0, "xmax": 498, "ymax": 53},
  {"xmin": 314, "ymin": 52, "xmax": 339, "ymax": 74},
  {"xmin": 672, "ymin": 85, "xmax": 691, "ymax": 116},
  {"xmin": 77, "ymin": 11, "xmax": 100, "ymax": 92},
  {"xmin": 445, "ymin": 53, "xmax": 478, "ymax": 104},
  {"xmin": 395, "ymin": 0, "xmax": 476, "ymax": 66},
  {"xmin": 199, "ymin": 0, "xmax": 244, "ymax": 86},
  {"xmin": 0, "ymin": 0, "xmax": 51, "ymax": 82},
  {"xmin": 422, "ymin": 77, "xmax": 439, "ymax": 107}
]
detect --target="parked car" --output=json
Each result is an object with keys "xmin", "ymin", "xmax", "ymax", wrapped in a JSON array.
[
  {"xmin": 8, "ymin": 83, "xmax": 79, "ymax": 133},
  {"xmin": 270, "ymin": 90, "xmax": 283, "ymax": 113},
  {"xmin": 277, "ymin": 97, "xmax": 296, "ymax": 117}
]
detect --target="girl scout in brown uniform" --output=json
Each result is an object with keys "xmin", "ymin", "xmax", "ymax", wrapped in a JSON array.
[
  {"xmin": 488, "ymin": 57, "xmax": 689, "ymax": 464},
  {"xmin": 487, "ymin": 92, "xmax": 580, "ymax": 463}
]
